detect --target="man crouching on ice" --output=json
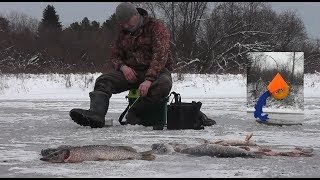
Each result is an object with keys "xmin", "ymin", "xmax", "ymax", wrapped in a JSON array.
[{"xmin": 69, "ymin": 2, "xmax": 173, "ymax": 128}]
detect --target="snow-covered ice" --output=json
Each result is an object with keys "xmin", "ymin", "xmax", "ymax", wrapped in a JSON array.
[{"xmin": 0, "ymin": 73, "xmax": 319, "ymax": 177}]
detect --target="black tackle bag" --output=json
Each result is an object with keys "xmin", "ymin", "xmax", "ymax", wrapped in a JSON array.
[{"xmin": 167, "ymin": 92, "xmax": 204, "ymax": 130}]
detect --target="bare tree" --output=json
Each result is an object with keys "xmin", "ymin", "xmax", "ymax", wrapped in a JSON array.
[
  {"xmin": 5, "ymin": 11, "xmax": 39, "ymax": 34},
  {"xmin": 302, "ymin": 38, "xmax": 320, "ymax": 73},
  {"xmin": 198, "ymin": 2, "xmax": 278, "ymax": 73},
  {"xmin": 275, "ymin": 10, "xmax": 307, "ymax": 51}
]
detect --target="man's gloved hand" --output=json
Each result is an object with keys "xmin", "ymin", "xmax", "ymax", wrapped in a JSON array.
[
  {"xmin": 121, "ymin": 65, "xmax": 138, "ymax": 83},
  {"xmin": 139, "ymin": 80, "xmax": 152, "ymax": 97}
]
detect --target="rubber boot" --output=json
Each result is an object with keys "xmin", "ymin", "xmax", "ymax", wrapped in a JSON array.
[{"xmin": 69, "ymin": 91, "xmax": 110, "ymax": 128}]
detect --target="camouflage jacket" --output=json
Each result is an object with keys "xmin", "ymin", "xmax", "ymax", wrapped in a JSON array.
[{"xmin": 111, "ymin": 8, "xmax": 173, "ymax": 82}]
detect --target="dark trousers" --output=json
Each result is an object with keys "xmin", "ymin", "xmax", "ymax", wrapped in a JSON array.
[{"xmin": 94, "ymin": 68, "xmax": 172, "ymax": 113}]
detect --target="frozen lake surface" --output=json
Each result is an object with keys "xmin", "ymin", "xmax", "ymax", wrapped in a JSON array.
[{"xmin": 0, "ymin": 97, "xmax": 319, "ymax": 178}]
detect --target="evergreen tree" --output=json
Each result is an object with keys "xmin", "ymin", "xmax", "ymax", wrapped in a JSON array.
[
  {"xmin": 81, "ymin": 17, "xmax": 91, "ymax": 31},
  {"xmin": 91, "ymin": 21, "xmax": 100, "ymax": 31},
  {"xmin": 102, "ymin": 13, "xmax": 117, "ymax": 31},
  {"xmin": 38, "ymin": 5, "xmax": 62, "ymax": 35},
  {"xmin": 68, "ymin": 22, "xmax": 81, "ymax": 31}
]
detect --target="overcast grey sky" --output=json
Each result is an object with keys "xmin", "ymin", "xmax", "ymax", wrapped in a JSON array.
[{"xmin": 0, "ymin": 2, "xmax": 319, "ymax": 39}]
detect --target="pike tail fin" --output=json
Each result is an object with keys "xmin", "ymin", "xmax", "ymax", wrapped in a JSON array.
[{"xmin": 140, "ymin": 150, "xmax": 156, "ymax": 161}]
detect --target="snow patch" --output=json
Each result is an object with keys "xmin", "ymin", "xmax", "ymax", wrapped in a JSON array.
[{"xmin": 0, "ymin": 73, "xmax": 319, "ymax": 100}]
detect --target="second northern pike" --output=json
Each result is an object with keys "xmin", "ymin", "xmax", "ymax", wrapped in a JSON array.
[
  {"xmin": 151, "ymin": 143, "xmax": 259, "ymax": 158},
  {"xmin": 40, "ymin": 145, "xmax": 155, "ymax": 163},
  {"xmin": 179, "ymin": 144, "xmax": 259, "ymax": 158}
]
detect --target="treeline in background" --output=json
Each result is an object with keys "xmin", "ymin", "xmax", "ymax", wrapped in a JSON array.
[{"xmin": 0, "ymin": 2, "xmax": 319, "ymax": 74}]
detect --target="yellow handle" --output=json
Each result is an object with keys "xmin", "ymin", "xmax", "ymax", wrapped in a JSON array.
[{"xmin": 128, "ymin": 89, "xmax": 140, "ymax": 98}]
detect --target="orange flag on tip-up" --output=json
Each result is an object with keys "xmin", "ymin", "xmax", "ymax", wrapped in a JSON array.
[
  {"xmin": 267, "ymin": 73, "xmax": 288, "ymax": 93},
  {"xmin": 267, "ymin": 73, "xmax": 289, "ymax": 100}
]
